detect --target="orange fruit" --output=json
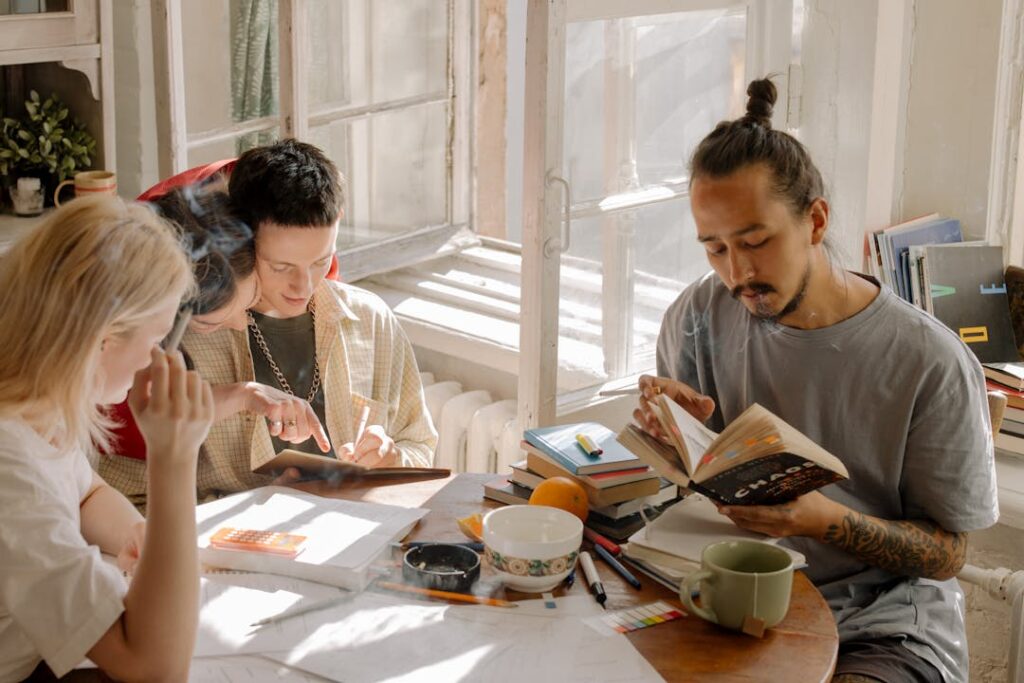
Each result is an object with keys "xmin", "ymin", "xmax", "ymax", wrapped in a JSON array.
[
  {"xmin": 456, "ymin": 512, "xmax": 484, "ymax": 541},
  {"xmin": 528, "ymin": 476, "xmax": 589, "ymax": 522}
]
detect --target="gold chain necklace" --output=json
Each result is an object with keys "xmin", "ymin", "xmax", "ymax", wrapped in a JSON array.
[{"xmin": 247, "ymin": 301, "xmax": 322, "ymax": 404}]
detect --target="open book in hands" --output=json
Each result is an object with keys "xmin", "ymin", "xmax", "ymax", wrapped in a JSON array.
[{"xmin": 616, "ymin": 395, "xmax": 849, "ymax": 506}]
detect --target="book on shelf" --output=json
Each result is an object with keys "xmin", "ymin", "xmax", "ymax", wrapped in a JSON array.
[
  {"xmin": 867, "ymin": 213, "xmax": 939, "ymax": 288},
  {"xmin": 995, "ymin": 431, "xmax": 1024, "ymax": 456},
  {"xmin": 923, "ymin": 244, "xmax": 1019, "ymax": 363},
  {"xmin": 1006, "ymin": 405, "xmax": 1024, "ymax": 423},
  {"xmin": 887, "ymin": 217, "xmax": 963, "ymax": 302},
  {"xmin": 254, "ymin": 448, "xmax": 450, "ymax": 480},
  {"xmin": 525, "ymin": 450, "xmax": 662, "ymax": 506},
  {"xmin": 1000, "ymin": 418, "xmax": 1024, "ymax": 438},
  {"xmin": 1006, "ymin": 265, "xmax": 1024, "ymax": 357},
  {"xmin": 621, "ymin": 494, "xmax": 806, "ymax": 576},
  {"xmin": 984, "ymin": 362, "xmax": 1024, "ymax": 391},
  {"xmin": 988, "ymin": 379, "xmax": 1024, "ymax": 410},
  {"xmin": 522, "ymin": 422, "xmax": 641, "ymax": 475},
  {"xmin": 616, "ymin": 395, "xmax": 849, "ymax": 506},
  {"xmin": 195, "ymin": 487, "xmax": 427, "ymax": 590}
]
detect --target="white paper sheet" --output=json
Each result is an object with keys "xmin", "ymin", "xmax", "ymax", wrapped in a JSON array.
[
  {"xmin": 188, "ymin": 655, "xmax": 332, "ymax": 682},
  {"xmin": 194, "ymin": 573, "xmax": 344, "ymax": 658},
  {"xmin": 261, "ymin": 592, "xmax": 663, "ymax": 683}
]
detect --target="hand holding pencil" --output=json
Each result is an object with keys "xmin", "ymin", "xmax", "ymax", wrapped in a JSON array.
[{"xmin": 339, "ymin": 404, "xmax": 400, "ymax": 468}]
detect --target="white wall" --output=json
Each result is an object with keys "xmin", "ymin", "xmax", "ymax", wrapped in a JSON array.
[{"xmin": 900, "ymin": 0, "xmax": 1001, "ymax": 238}]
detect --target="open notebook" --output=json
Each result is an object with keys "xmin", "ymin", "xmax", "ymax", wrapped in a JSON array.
[
  {"xmin": 622, "ymin": 494, "xmax": 806, "ymax": 583},
  {"xmin": 195, "ymin": 486, "xmax": 427, "ymax": 590}
]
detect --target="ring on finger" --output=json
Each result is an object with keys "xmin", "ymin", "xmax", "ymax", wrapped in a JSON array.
[
  {"xmin": 285, "ymin": 419, "xmax": 297, "ymax": 428},
  {"xmin": 271, "ymin": 419, "xmax": 283, "ymax": 428}
]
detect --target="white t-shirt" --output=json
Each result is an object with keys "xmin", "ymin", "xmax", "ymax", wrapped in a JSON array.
[{"xmin": 0, "ymin": 418, "xmax": 127, "ymax": 681}]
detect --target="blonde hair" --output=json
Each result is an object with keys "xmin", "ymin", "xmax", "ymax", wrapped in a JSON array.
[{"xmin": 0, "ymin": 195, "xmax": 195, "ymax": 452}]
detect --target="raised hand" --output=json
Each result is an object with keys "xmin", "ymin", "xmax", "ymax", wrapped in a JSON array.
[{"xmin": 128, "ymin": 346, "xmax": 214, "ymax": 465}]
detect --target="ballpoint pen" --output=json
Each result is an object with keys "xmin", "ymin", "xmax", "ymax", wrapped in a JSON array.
[
  {"xmin": 594, "ymin": 543, "xmax": 642, "ymax": 589},
  {"xmin": 583, "ymin": 527, "xmax": 621, "ymax": 556},
  {"xmin": 578, "ymin": 551, "xmax": 606, "ymax": 609},
  {"xmin": 250, "ymin": 591, "xmax": 356, "ymax": 627}
]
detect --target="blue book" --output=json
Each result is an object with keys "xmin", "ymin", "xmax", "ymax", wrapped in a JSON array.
[
  {"xmin": 523, "ymin": 422, "xmax": 640, "ymax": 475},
  {"xmin": 887, "ymin": 217, "xmax": 963, "ymax": 302}
]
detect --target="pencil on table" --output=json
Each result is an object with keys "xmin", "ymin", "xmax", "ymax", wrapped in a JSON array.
[{"xmin": 374, "ymin": 581, "xmax": 518, "ymax": 608}]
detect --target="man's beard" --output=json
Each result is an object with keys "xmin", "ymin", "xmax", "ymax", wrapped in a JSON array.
[{"xmin": 731, "ymin": 265, "xmax": 810, "ymax": 322}]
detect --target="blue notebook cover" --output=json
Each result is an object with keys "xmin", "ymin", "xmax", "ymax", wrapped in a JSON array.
[
  {"xmin": 523, "ymin": 422, "xmax": 641, "ymax": 475},
  {"xmin": 888, "ymin": 218, "xmax": 963, "ymax": 301}
]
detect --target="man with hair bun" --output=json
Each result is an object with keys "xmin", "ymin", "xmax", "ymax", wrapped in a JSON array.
[{"xmin": 636, "ymin": 78, "xmax": 996, "ymax": 683}]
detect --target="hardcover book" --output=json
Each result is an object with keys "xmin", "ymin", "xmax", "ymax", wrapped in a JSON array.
[
  {"xmin": 924, "ymin": 244, "xmax": 1019, "ymax": 363},
  {"xmin": 984, "ymin": 362, "xmax": 1024, "ymax": 391},
  {"xmin": 616, "ymin": 396, "xmax": 849, "ymax": 506},
  {"xmin": 524, "ymin": 450, "xmax": 662, "ymax": 506},
  {"xmin": 522, "ymin": 422, "xmax": 641, "ymax": 475}
]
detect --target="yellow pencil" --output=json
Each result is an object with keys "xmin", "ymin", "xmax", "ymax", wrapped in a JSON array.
[{"xmin": 374, "ymin": 581, "xmax": 518, "ymax": 608}]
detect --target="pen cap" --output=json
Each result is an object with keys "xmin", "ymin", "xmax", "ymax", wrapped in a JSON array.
[{"xmin": 579, "ymin": 551, "xmax": 600, "ymax": 584}]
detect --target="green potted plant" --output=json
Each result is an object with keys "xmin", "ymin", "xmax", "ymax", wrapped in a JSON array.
[{"xmin": 0, "ymin": 90, "xmax": 96, "ymax": 206}]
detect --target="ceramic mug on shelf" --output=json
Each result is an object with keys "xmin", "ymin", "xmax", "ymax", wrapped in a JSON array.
[
  {"xmin": 54, "ymin": 170, "xmax": 117, "ymax": 206},
  {"xmin": 680, "ymin": 539, "xmax": 794, "ymax": 636}
]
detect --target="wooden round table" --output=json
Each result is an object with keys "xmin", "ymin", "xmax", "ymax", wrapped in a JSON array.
[{"xmin": 298, "ymin": 472, "xmax": 839, "ymax": 683}]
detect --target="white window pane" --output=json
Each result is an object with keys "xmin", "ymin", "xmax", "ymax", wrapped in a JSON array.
[
  {"xmin": 182, "ymin": 0, "xmax": 279, "ymax": 135},
  {"xmin": 563, "ymin": 9, "xmax": 746, "ymax": 204},
  {"xmin": 307, "ymin": 0, "xmax": 362, "ymax": 108},
  {"xmin": 371, "ymin": 0, "xmax": 448, "ymax": 102},
  {"xmin": 307, "ymin": 0, "xmax": 447, "ymax": 110},
  {"xmin": 557, "ymin": 198, "xmax": 708, "ymax": 391},
  {"xmin": 310, "ymin": 103, "xmax": 447, "ymax": 250},
  {"xmin": 188, "ymin": 128, "xmax": 279, "ymax": 168}
]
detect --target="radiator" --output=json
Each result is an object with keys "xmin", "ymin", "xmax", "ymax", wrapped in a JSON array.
[{"xmin": 421, "ymin": 372, "xmax": 520, "ymax": 473}]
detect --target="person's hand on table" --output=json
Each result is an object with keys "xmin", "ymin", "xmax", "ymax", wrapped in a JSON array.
[
  {"xmin": 633, "ymin": 374, "xmax": 716, "ymax": 440},
  {"xmin": 338, "ymin": 425, "xmax": 399, "ymax": 469},
  {"xmin": 717, "ymin": 491, "xmax": 845, "ymax": 539},
  {"xmin": 116, "ymin": 520, "xmax": 147, "ymax": 575}
]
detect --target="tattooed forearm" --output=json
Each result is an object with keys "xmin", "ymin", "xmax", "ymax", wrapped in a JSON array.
[{"xmin": 821, "ymin": 511, "xmax": 967, "ymax": 580}]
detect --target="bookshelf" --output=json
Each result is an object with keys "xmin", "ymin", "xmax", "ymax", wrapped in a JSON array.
[{"xmin": 0, "ymin": 0, "xmax": 115, "ymax": 172}]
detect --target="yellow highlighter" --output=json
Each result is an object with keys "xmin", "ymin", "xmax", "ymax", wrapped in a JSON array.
[{"xmin": 575, "ymin": 433, "xmax": 603, "ymax": 457}]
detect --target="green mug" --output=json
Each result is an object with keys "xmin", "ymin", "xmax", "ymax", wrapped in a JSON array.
[{"xmin": 680, "ymin": 540, "xmax": 794, "ymax": 635}]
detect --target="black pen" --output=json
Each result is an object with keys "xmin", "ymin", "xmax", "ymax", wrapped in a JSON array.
[
  {"xmin": 579, "ymin": 551, "xmax": 606, "ymax": 609},
  {"xmin": 594, "ymin": 543, "xmax": 642, "ymax": 589}
]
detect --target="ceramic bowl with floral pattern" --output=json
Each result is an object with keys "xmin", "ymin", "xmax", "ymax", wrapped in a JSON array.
[{"xmin": 482, "ymin": 505, "xmax": 583, "ymax": 592}]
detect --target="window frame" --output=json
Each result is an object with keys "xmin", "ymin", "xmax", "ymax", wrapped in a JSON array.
[
  {"xmin": 151, "ymin": 0, "xmax": 475, "ymax": 281},
  {"xmin": 517, "ymin": 0, "xmax": 794, "ymax": 429}
]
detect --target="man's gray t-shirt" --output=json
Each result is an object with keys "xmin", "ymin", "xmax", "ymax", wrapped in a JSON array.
[{"xmin": 657, "ymin": 271, "xmax": 999, "ymax": 683}]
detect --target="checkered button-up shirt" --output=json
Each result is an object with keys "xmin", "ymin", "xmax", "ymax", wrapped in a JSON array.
[{"xmin": 99, "ymin": 280, "xmax": 437, "ymax": 505}]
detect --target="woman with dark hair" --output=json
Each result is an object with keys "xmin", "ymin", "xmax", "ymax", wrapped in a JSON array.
[{"xmin": 99, "ymin": 181, "xmax": 329, "ymax": 509}]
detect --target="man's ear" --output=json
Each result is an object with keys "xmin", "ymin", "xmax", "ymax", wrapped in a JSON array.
[{"xmin": 807, "ymin": 197, "xmax": 829, "ymax": 246}]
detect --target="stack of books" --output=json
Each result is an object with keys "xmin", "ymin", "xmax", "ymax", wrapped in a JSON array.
[
  {"xmin": 986, "ymin": 362, "xmax": 1024, "ymax": 457},
  {"xmin": 866, "ymin": 213, "xmax": 963, "ymax": 304},
  {"xmin": 868, "ymin": 214, "xmax": 1019, "ymax": 364},
  {"xmin": 483, "ymin": 422, "xmax": 679, "ymax": 541}
]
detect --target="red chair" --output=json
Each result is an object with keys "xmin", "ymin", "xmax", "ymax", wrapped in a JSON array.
[{"xmin": 106, "ymin": 160, "xmax": 341, "ymax": 459}]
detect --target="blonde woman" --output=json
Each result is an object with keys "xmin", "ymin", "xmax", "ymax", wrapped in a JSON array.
[{"xmin": 0, "ymin": 196, "xmax": 213, "ymax": 682}]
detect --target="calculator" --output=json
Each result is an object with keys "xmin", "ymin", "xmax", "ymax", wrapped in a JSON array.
[{"xmin": 209, "ymin": 527, "xmax": 307, "ymax": 558}]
